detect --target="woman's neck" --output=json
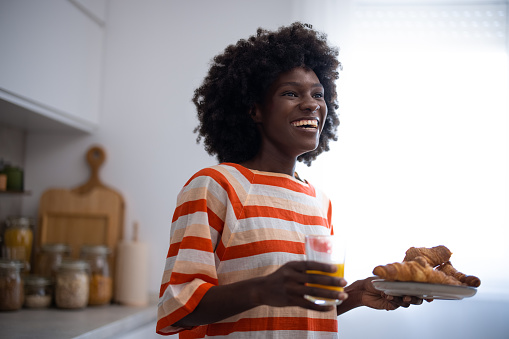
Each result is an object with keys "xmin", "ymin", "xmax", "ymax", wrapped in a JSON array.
[{"xmin": 239, "ymin": 154, "xmax": 297, "ymax": 178}]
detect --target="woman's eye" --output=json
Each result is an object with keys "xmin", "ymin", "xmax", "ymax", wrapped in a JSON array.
[
  {"xmin": 283, "ymin": 92, "xmax": 297, "ymax": 97},
  {"xmin": 313, "ymin": 93, "xmax": 324, "ymax": 98}
]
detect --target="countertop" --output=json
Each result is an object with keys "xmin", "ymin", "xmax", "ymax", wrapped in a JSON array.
[{"xmin": 0, "ymin": 297, "xmax": 157, "ymax": 339}]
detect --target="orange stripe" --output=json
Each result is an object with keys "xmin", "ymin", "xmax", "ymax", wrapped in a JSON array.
[
  {"xmin": 159, "ymin": 281, "xmax": 170, "ymax": 298},
  {"xmin": 254, "ymin": 175, "xmax": 315, "ymax": 195},
  {"xmin": 254, "ymin": 174, "xmax": 315, "ymax": 196},
  {"xmin": 169, "ymin": 272, "xmax": 218, "ymax": 285},
  {"xmin": 207, "ymin": 207, "xmax": 224, "ymax": 234},
  {"xmin": 222, "ymin": 162, "xmax": 255, "ymax": 182},
  {"xmin": 171, "ymin": 203, "xmax": 224, "ymax": 236},
  {"xmin": 215, "ymin": 239, "xmax": 226, "ymax": 260},
  {"xmin": 156, "ymin": 282, "xmax": 213, "ymax": 335},
  {"xmin": 181, "ymin": 167, "xmax": 245, "ymax": 220},
  {"xmin": 172, "ymin": 199, "xmax": 208, "ymax": 223},
  {"xmin": 168, "ymin": 235, "xmax": 214, "ymax": 258},
  {"xmin": 221, "ymin": 240, "xmax": 304, "ymax": 260},
  {"xmin": 328, "ymin": 200, "xmax": 333, "ymax": 234},
  {"xmin": 168, "ymin": 242, "xmax": 180, "ymax": 257},
  {"xmin": 224, "ymin": 162, "xmax": 316, "ymax": 196},
  {"xmin": 179, "ymin": 326, "xmax": 207, "ymax": 339},
  {"xmin": 207, "ymin": 317, "xmax": 337, "ymax": 336},
  {"xmin": 184, "ymin": 235, "xmax": 213, "ymax": 252},
  {"xmin": 182, "ymin": 236, "xmax": 214, "ymax": 252},
  {"xmin": 241, "ymin": 205, "xmax": 328, "ymax": 226}
]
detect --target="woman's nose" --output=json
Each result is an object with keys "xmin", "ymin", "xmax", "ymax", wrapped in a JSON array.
[{"xmin": 299, "ymin": 99, "xmax": 320, "ymax": 112}]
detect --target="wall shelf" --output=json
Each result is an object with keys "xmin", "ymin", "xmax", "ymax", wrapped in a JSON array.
[{"xmin": 0, "ymin": 190, "xmax": 31, "ymax": 195}]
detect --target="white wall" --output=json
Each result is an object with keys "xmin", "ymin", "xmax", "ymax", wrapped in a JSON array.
[{"xmin": 22, "ymin": 0, "xmax": 297, "ymax": 297}]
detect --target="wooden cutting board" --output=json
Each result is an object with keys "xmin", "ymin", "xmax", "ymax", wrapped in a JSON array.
[{"xmin": 37, "ymin": 145, "xmax": 125, "ymax": 269}]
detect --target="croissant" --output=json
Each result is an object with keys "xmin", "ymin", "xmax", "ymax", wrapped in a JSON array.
[
  {"xmin": 437, "ymin": 261, "xmax": 481, "ymax": 287},
  {"xmin": 373, "ymin": 257, "xmax": 462, "ymax": 285},
  {"xmin": 403, "ymin": 245, "xmax": 452, "ymax": 267}
]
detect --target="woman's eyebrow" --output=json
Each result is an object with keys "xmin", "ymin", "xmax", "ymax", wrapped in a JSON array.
[{"xmin": 278, "ymin": 82, "xmax": 324, "ymax": 88}]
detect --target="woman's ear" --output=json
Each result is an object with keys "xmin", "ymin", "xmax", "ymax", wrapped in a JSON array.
[{"xmin": 250, "ymin": 104, "xmax": 262, "ymax": 123}]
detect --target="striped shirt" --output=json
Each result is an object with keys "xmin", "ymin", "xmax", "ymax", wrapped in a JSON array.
[{"xmin": 157, "ymin": 163, "xmax": 338, "ymax": 338}]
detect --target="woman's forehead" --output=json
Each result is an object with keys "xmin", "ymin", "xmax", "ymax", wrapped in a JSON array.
[{"xmin": 271, "ymin": 67, "xmax": 322, "ymax": 89}]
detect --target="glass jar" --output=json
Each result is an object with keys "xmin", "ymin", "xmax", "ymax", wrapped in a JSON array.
[
  {"xmin": 3, "ymin": 217, "xmax": 34, "ymax": 264},
  {"xmin": 34, "ymin": 243, "xmax": 71, "ymax": 281},
  {"xmin": 80, "ymin": 245, "xmax": 112, "ymax": 305},
  {"xmin": 4, "ymin": 165, "xmax": 23, "ymax": 191},
  {"xmin": 0, "ymin": 259, "xmax": 24, "ymax": 311},
  {"xmin": 55, "ymin": 260, "xmax": 89, "ymax": 309},
  {"xmin": 23, "ymin": 275, "xmax": 52, "ymax": 309}
]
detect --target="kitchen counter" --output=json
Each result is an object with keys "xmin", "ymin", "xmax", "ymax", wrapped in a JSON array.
[{"xmin": 0, "ymin": 297, "xmax": 157, "ymax": 339}]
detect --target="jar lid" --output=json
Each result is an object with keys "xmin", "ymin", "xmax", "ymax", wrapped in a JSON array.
[
  {"xmin": 0, "ymin": 259, "xmax": 25, "ymax": 270},
  {"xmin": 80, "ymin": 245, "xmax": 111, "ymax": 255},
  {"xmin": 5, "ymin": 216, "xmax": 34, "ymax": 228},
  {"xmin": 57, "ymin": 259, "xmax": 90, "ymax": 271},
  {"xmin": 41, "ymin": 243, "xmax": 71, "ymax": 253},
  {"xmin": 24, "ymin": 275, "xmax": 52, "ymax": 286}
]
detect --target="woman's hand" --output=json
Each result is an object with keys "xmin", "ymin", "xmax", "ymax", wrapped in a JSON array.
[
  {"xmin": 338, "ymin": 277, "xmax": 429, "ymax": 314},
  {"xmin": 253, "ymin": 260, "xmax": 348, "ymax": 312},
  {"xmin": 360, "ymin": 277, "xmax": 425, "ymax": 310}
]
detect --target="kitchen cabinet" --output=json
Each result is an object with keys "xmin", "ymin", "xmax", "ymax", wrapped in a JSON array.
[{"xmin": 0, "ymin": 0, "xmax": 105, "ymax": 133}]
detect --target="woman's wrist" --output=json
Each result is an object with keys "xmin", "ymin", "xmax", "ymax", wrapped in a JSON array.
[
  {"xmin": 337, "ymin": 279, "xmax": 366, "ymax": 315},
  {"xmin": 249, "ymin": 276, "xmax": 265, "ymax": 307}
]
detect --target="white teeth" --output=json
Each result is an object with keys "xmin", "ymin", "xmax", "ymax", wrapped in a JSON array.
[{"xmin": 291, "ymin": 119, "xmax": 318, "ymax": 128}]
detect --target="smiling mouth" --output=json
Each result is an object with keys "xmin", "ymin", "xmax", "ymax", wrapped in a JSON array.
[{"xmin": 291, "ymin": 119, "xmax": 319, "ymax": 129}]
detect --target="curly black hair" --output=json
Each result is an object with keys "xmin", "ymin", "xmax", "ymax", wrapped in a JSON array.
[{"xmin": 192, "ymin": 22, "xmax": 341, "ymax": 166}]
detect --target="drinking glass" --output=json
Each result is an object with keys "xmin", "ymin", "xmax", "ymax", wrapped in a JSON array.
[{"xmin": 304, "ymin": 234, "xmax": 345, "ymax": 306}]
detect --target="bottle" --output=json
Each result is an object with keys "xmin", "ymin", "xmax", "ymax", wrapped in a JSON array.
[
  {"xmin": 23, "ymin": 275, "xmax": 52, "ymax": 309},
  {"xmin": 4, "ymin": 165, "xmax": 23, "ymax": 191},
  {"xmin": 0, "ymin": 259, "xmax": 24, "ymax": 311},
  {"xmin": 80, "ymin": 245, "xmax": 112, "ymax": 305},
  {"xmin": 34, "ymin": 243, "xmax": 71, "ymax": 281},
  {"xmin": 55, "ymin": 260, "xmax": 89, "ymax": 309},
  {"xmin": 3, "ymin": 217, "xmax": 34, "ymax": 266},
  {"xmin": 0, "ymin": 159, "xmax": 6, "ymax": 191}
]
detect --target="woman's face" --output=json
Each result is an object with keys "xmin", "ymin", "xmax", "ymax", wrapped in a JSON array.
[{"xmin": 252, "ymin": 67, "xmax": 328, "ymax": 161}]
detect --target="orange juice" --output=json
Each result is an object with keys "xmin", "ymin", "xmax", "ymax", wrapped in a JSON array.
[
  {"xmin": 304, "ymin": 235, "xmax": 345, "ymax": 305},
  {"xmin": 307, "ymin": 263, "xmax": 345, "ymax": 292}
]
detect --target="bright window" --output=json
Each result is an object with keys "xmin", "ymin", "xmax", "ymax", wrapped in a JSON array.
[{"xmin": 297, "ymin": 2, "xmax": 509, "ymax": 299}]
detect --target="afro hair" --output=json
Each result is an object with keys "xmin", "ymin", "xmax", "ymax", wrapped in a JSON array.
[{"xmin": 192, "ymin": 22, "xmax": 341, "ymax": 166}]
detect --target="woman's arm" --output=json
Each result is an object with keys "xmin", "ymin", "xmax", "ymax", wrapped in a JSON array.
[{"xmin": 174, "ymin": 260, "xmax": 347, "ymax": 327}]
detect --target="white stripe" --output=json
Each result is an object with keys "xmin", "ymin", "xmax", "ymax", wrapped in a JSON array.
[
  {"xmin": 171, "ymin": 212, "xmax": 220, "ymax": 243},
  {"xmin": 164, "ymin": 255, "xmax": 177, "ymax": 271},
  {"xmin": 214, "ymin": 164, "xmax": 254, "ymax": 194},
  {"xmin": 175, "ymin": 248, "xmax": 215, "ymax": 265},
  {"xmin": 250, "ymin": 183, "xmax": 315, "ymax": 201},
  {"xmin": 202, "ymin": 330, "xmax": 339, "ymax": 338},
  {"xmin": 158, "ymin": 282, "xmax": 185, "ymax": 305},
  {"xmin": 181, "ymin": 173, "xmax": 230, "ymax": 206},
  {"xmin": 217, "ymin": 252, "xmax": 304, "ymax": 274},
  {"xmin": 172, "ymin": 211, "xmax": 209, "ymax": 232},
  {"xmin": 233, "ymin": 217, "xmax": 330, "ymax": 234}
]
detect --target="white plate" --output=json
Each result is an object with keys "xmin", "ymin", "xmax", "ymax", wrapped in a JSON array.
[{"xmin": 372, "ymin": 279, "xmax": 477, "ymax": 300}]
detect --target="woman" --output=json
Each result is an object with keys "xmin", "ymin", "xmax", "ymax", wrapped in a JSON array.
[{"xmin": 157, "ymin": 22, "xmax": 422, "ymax": 338}]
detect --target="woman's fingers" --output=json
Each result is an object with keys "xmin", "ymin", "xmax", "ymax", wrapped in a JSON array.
[
  {"xmin": 259, "ymin": 260, "xmax": 348, "ymax": 311},
  {"xmin": 385, "ymin": 295, "xmax": 424, "ymax": 308},
  {"xmin": 287, "ymin": 260, "xmax": 338, "ymax": 273}
]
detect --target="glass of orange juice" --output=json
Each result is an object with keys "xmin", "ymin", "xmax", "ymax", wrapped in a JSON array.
[{"xmin": 304, "ymin": 234, "xmax": 345, "ymax": 306}]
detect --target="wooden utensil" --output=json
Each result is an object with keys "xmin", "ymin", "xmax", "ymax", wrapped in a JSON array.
[{"xmin": 37, "ymin": 146, "xmax": 125, "ymax": 275}]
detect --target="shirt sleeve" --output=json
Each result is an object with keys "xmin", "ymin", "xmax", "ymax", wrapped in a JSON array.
[{"xmin": 156, "ymin": 169, "xmax": 228, "ymax": 335}]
